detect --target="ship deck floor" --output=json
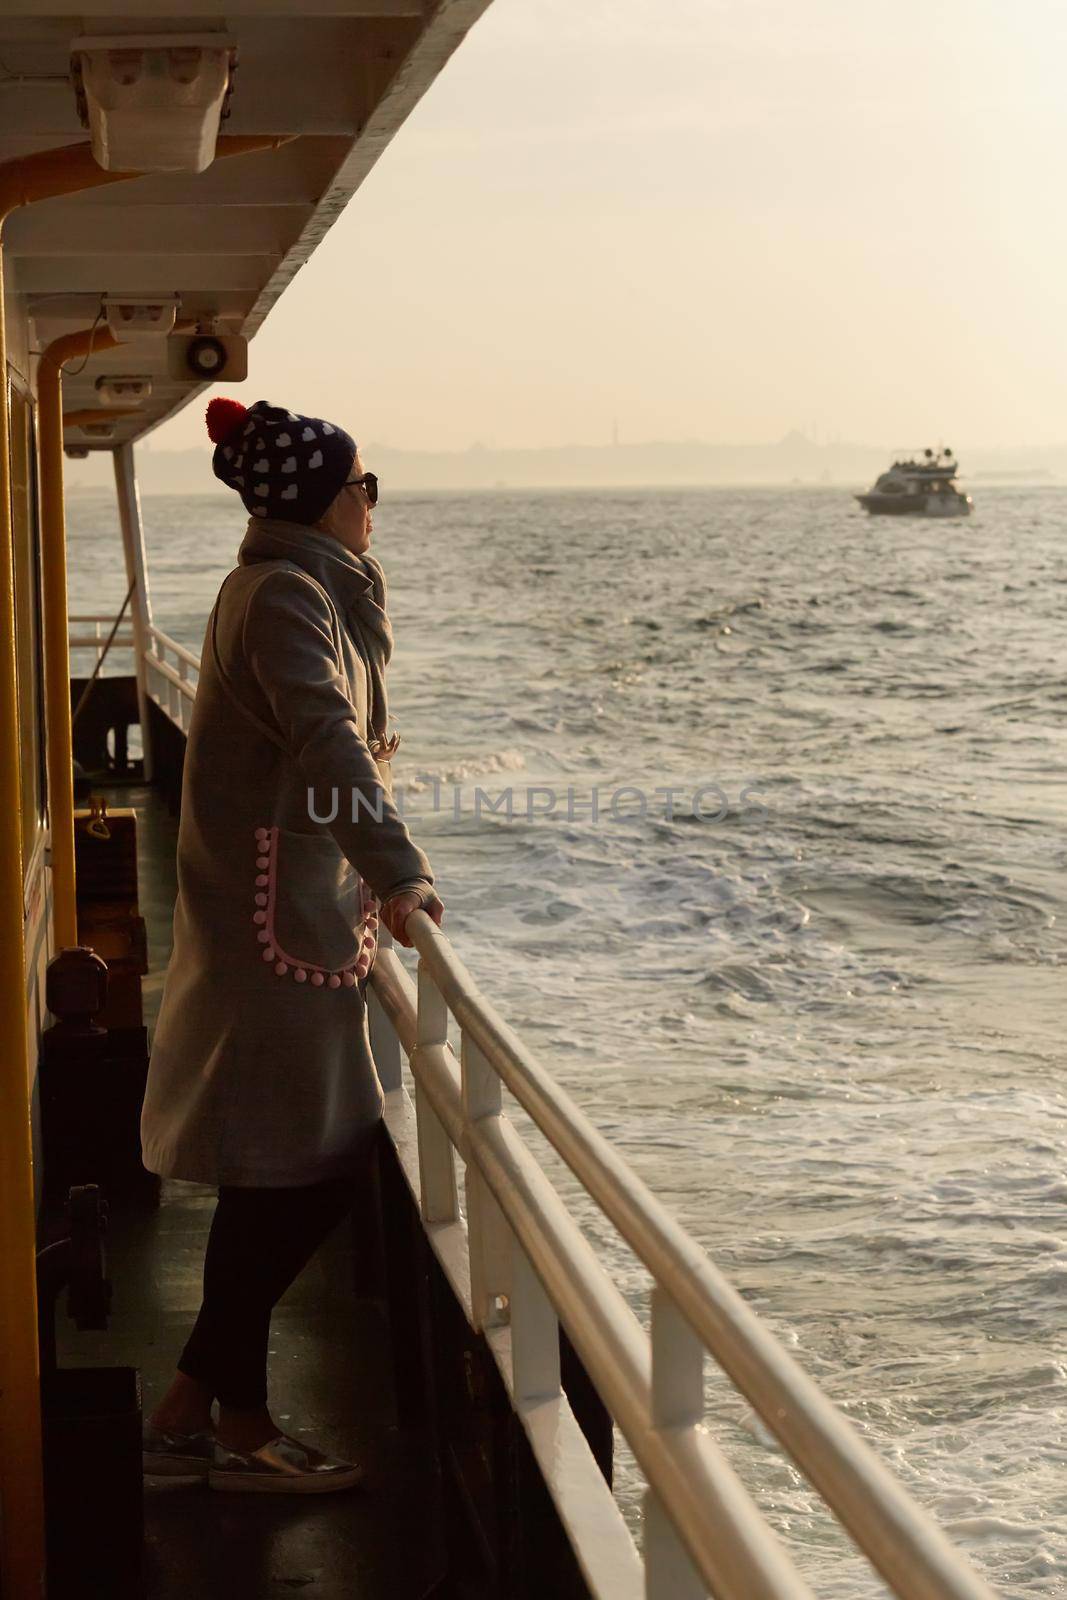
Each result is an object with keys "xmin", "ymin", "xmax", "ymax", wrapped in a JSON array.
[{"xmin": 56, "ymin": 780, "xmax": 447, "ymax": 1600}]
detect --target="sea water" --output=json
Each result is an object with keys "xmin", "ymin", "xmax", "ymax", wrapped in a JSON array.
[{"xmin": 69, "ymin": 486, "xmax": 1067, "ymax": 1595}]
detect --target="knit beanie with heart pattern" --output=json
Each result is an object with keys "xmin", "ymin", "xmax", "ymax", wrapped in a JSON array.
[{"xmin": 206, "ymin": 397, "xmax": 356, "ymax": 525}]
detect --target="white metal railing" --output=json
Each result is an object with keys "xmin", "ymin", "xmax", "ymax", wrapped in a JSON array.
[
  {"xmin": 143, "ymin": 623, "xmax": 199, "ymax": 734},
  {"xmin": 68, "ymin": 611, "xmax": 137, "ymax": 667},
  {"xmin": 368, "ymin": 913, "xmax": 998, "ymax": 1600},
  {"xmin": 67, "ymin": 615, "xmax": 198, "ymax": 734}
]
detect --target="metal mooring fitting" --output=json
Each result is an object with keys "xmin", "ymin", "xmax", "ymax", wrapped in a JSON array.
[{"xmin": 86, "ymin": 794, "xmax": 111, "ymax": 840}]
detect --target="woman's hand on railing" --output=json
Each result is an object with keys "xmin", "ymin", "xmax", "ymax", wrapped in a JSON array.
[{"xmin": 381, "ymin": 888, "xmax": 444, "ymax": 948}]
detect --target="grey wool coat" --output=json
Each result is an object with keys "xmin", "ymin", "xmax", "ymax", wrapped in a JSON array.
[{"xmin": 140, "ymin": 516, "xmax": 434, "ymax": 1187}]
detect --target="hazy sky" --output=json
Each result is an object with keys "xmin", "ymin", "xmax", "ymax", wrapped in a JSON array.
[{"xmin": 152, "ymin": 0, "xmax": 1065, "ymax": 455}]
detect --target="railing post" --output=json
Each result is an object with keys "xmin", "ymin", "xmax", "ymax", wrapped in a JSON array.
[
  {"xmin": 643, "ymin": 1496, "xmax": 707, "ymax": 1600},
  {"xmin": 461, "ymin": 1032, "xmax": 511, "ymax": 1331},
  {"xmin": 113, "ymin": 443, "xmax": 154, "ymax": 780},
  {"xmin": 510, "ymin": 1241, "xmax": 560, "ymax": 1404},
  {"xmin": 367, "ymin": 928, "xmax": 402, "ymax": 1093},
  {"xmin": 146, "ymin": 637, "xmax": 162, "ymax": 715},
  {"xmin": 644, "ymin": 1287, "xmax": 707, "ymax": 1599},
  {"xmin": 412, "ymin": 961, "xmax": 457, "ymax": 1223}
]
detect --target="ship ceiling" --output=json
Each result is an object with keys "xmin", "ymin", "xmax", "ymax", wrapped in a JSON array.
[{"xmin": 0, "ymin": 1, "xmax": 490, "ymax": 447}]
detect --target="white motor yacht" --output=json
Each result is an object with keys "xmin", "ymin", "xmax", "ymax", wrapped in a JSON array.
[{"xmin": 857, "ymin": 448, "xmax": 973, "ymax": 516}]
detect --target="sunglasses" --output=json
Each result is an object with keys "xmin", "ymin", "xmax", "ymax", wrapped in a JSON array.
[{"xmin": 345, "ymin": 472, "xmax": 378, "ymax": 507}]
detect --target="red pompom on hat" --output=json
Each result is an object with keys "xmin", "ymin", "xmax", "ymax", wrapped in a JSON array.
[{"xmin": 205, "ymin": 396, "xmax": 248, "ymax": 444}]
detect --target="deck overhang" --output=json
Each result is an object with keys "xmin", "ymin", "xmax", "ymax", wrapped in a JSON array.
[{"xmin": 0, "ymin": 0, "xmax": 491, "ymax": 447}]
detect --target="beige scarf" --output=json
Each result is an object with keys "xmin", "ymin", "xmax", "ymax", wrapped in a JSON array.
[{"xmin": 238, "ymin": 515, "xmax": 397, "ymax": 754}]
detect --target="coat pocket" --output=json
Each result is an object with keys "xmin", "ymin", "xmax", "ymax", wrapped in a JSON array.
[{"xmin": 251, "ymin": 825, "xmax": 379, "ymax": 988}]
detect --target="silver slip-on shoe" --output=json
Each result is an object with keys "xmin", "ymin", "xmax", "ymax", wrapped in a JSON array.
[
  {"xmin": 142, "ymin": 1423, "xmax": 215, "ymax": 1479},
  {"xmin": 209, "ymin": 1433, "xmax": 364, "ymax": 1494}
]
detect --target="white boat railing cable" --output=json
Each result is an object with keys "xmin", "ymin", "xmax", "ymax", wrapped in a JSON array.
[{"xmin": 366, "ymin": 909, "xmax": 999, "ymax": 1600}]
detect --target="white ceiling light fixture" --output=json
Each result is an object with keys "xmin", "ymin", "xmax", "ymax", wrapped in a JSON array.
[
  {"xmin": 102, "ymin": 294, "xmax": 180, "ymax": 341},
  {"xmin": 79, "ymin": 421, "xmax": 117, "ymax": 440},
  {"xmin": 71, "ymin": 33, "xmax": 238, "ymax": 174},
  {"xmin": 95, "ymin": 374, "xmax": 152, "ymax": 406}
]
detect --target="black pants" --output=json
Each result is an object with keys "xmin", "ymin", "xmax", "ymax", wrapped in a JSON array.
[{"xmin": 177, "ymin": 1175, "xmax": 354, "ymax": 1409}]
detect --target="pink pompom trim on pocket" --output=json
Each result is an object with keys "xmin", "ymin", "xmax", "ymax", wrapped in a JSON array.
[{"xmin": 252, "ymin": 825, "xmax": 379, "ymax": 990}]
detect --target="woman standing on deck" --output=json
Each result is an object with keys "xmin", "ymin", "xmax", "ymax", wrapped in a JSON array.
[{"xmin": 140, "ymin": 396, "xmax": 443, "ymax": 1492}]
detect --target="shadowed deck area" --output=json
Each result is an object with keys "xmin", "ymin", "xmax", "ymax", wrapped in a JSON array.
[{"xmin": 56, "ymin": 782, "xmax": 447, "ymax": 1600}]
